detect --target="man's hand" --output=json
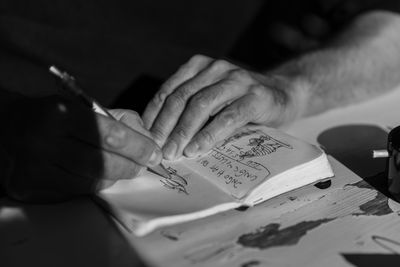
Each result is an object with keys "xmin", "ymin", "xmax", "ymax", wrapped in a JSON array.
[
  {"xmin": 143, "ymin": 55, "xmax": 301, "ymax": 160},
  {"xmin": 1, "ymin": 95, "xmax": 162, "ymax": 202}
]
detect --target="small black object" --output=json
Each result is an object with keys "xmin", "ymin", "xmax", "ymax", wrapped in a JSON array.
[
  {"xmin": 314, "ymin": 179, "xmax": 332, "ymax": 189},
  {"xmin": 387, "ymin": 126, "xmax": 400, "ymax": 202},
  {"xmin": 235, "ymin": 206, "xmax": 250, "ymax": 212}
]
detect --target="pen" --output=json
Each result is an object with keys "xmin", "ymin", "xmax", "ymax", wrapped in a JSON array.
[
  {"xmin": 372, "ymin": 149, "xmax": 389, "ymax": 158},
  {"xmin": 49, "ymin": 65, "xmax": 170, "ymax": 179}
]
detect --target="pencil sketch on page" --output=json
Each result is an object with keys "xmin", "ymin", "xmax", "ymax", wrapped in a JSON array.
[{"xmin": 160, "ymin": 166, "xmax": 190, "ymax": 195}]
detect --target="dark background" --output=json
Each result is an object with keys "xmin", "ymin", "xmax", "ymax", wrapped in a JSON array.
[{"xmin": 0, "ymin": 0, "xmax": 399, "ymax": 112}]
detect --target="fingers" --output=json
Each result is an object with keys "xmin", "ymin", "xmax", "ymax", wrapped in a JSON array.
[
  {"xmin": 161, "ymin": 78, "xmax": 247, "ymax": 160},
  {"xmin": 66, "ymin": 111, "xmax": 163, "ymax": 169},
  {"xmin": 7, "ymin": 97, "xmax": 165, "ymax": 201},
  {"xmin": 184, "ymin": 94, "xmax": 261, "ymax": 158},
  {"xmin": 96, "ymin": 114, "xmax": 163, "ymax": 167},
  {"xmin": 38, "ymin": 111, "xmax": 157, "ymax": 194},
  {"xmin": 143, "ymin": 55, "xmax": 293, "ymax": 161},
  {"xmin": 146, "ymin": 56, "xmax": 226, "ymax": 146},
  {"xmin": 51, "ymin": 101, "xmax": 163, "ymax": 182},
  {"xmin": 145, "ymin": 57, "xmax": 235, "ymax": 150},
  {"xmin": 61, "ymin": 113, "xmax": 163, "ymax": 189},
  {"xmin": 142, "ymin": 54, "xmax": 213, "ymax": 130},
  {"xmin": 52, "ymin": 137, "xmax": 144, "ymax": 189}
]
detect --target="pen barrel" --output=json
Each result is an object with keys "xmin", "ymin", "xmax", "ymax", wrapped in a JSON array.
[
  {"xmin": 61, "ymin": 79, "xmax": 93, "ymax": 107},
  {"xmin": 50, "ymin": 66, "xmax": 115, "ymax": 119},
  {"xmin": 61, "ymin": 77, "xmax": 115, "ymax": 119}
]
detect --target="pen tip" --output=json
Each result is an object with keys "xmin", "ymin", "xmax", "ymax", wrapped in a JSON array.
[{"xmin": 49, "ymin": 66, "xmax": 63, "ymax": 78}]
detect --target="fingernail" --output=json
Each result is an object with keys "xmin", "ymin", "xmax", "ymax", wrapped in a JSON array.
[
  {"xmin": 148, "ymin": 148, "xmax": 163, "ymax": 167},
  {"xmin": 158, "ymin": 92, "xmax": 166, "ymax": 102},
  {"xmin": 184, "ymin": 142, "xmax": 200, "ymax": 158},
  {"xmin": 163, "ymin": 141, "xmax": 178, "ymax": 160}
]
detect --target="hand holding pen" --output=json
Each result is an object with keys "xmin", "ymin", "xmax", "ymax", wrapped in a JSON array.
[
  {"xmin": 0, "ymin": 67, "xmax": 167, "ymax": 203},
  {"xmin": 49, "ymin": 66, "xmax": 170, "ymax": 179}
]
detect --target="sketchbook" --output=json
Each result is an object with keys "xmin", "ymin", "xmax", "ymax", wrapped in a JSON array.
[{"xmin": 97, "ymin": 126, "xmax": 334, "ymax": 236}]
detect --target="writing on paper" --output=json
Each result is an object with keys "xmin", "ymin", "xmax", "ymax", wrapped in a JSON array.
[
  {"xmin": 191, "ymin": 130, "xmax": 292, "ymax": 198},
  {"xmin": 240, "ymin": 134, "xmax": 292, "ymax": 159},
  {"xmin": 160, "ymin": 166, "xmax": 189, "ymax": 195}
]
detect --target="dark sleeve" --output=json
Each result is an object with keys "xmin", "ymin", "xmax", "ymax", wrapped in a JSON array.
[
  {"xmin": 0, "ymin": 145, "xmax": 12, "ymax": 198},
  {"xmin": 0, "ymin": 90, "xmax": 26, "ymax": 197}
]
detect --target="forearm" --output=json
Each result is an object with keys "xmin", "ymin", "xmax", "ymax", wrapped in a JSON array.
[{"xmin": 270, "ymin": 11, "xmax": 400, "ymax": 120}]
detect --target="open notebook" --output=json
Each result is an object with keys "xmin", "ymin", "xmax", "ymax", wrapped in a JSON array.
[{"xmin": 97, "ymin": 126, "xmax": 334, "ymax": 236}]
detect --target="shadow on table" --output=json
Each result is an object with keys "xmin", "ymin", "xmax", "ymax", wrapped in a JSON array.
[
  {"xmin": 318, "ymin": 124, "xmax": 400, "ymax": 266},
  {"xmin": 0, "ymin": 197, "xmax": 147, "ymax": 267},
  {"xmin": 317, "ymin": 124, "xmax": 392, "ymax": 197},
  {"xmin": 317, "ymin": 124, "xmax": 388, "ymax": 179},
  {"xmin": 342, "ymin": 235, "xmax": 400, "ymax": 266},
  {"xmin": 342, "ymin": 254, "xmax": 400, "ymax": 267}
]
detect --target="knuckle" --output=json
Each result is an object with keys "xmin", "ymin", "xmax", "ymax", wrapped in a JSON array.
[
  {"xmin": 249, "ymin": 84, "xmax": 267, "ymax": 97},
  {"xmin": 175, "ymin": 86, "xmax": 192, "ymax": 101},
  {"xmin": 151, "ymin": 126, "xmax": 168, "ymax": 142},
  {"xmin": 238, "ymin": 101, "xmax": 257, "ymax": 121},
  {"xmin": 174, "ymin": 126, "xmax": 190, "ymax": 140},
  {"xmin": 210, "ymin": 59, "xmax": 231, "ymax": 71},
  {"xmin": 155, "ymin": 91, "xmax": 167, "ymax": 103},
  {"xmin": 198, "ymin": 130, "xmax": 216, "ymax": 145},
  {"xmin": 219, "ymin": 103, "xmax": 254, "ymax": 126},
  {"xmin": 159, "ymin": 79, "xmax": 174, "ymax": 94},
  {"xmin": 166, "ymin": 90, "xmax": 189, "ymax": 109},
  {"xmin": 190, "ymin": 54, "xmax": 210, "ymax": 64},
  {"xmin": 189, "ymin": 92, "xmax": 211, "ymax": 109},
  {"xmin": 229, "ymin": 68, "xmax": 250, "ymax": 80},
  {"xmin": 219, "ymin": 110, "xmax": 237, "ymax": 127},
  {"xmin": 244, "ymin": 106, "xmax": 258, "ymax": 121}
]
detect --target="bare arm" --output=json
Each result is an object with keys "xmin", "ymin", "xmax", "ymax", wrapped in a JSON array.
[
  {"xmin": 275, "ymin": 10, "xmax": 400, "ymax": 119},
  {"xmin": 143, "ymin": 11, "xmax": 400, "ymax": 160}
]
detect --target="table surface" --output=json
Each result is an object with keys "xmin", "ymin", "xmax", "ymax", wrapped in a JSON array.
[{"xmin": 2, "ymin": 86, "xmax": 400, "ymax": 267}]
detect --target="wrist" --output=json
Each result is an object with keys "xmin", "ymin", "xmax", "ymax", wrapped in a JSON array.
[{"xmin": 262, "ymin": 69, "xmax": 312, "ymax": 125}]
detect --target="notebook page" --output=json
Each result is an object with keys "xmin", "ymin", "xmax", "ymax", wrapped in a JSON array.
[{"xmin": 179, "ymin": 126, "xmax": 324, "ymax": 200}]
